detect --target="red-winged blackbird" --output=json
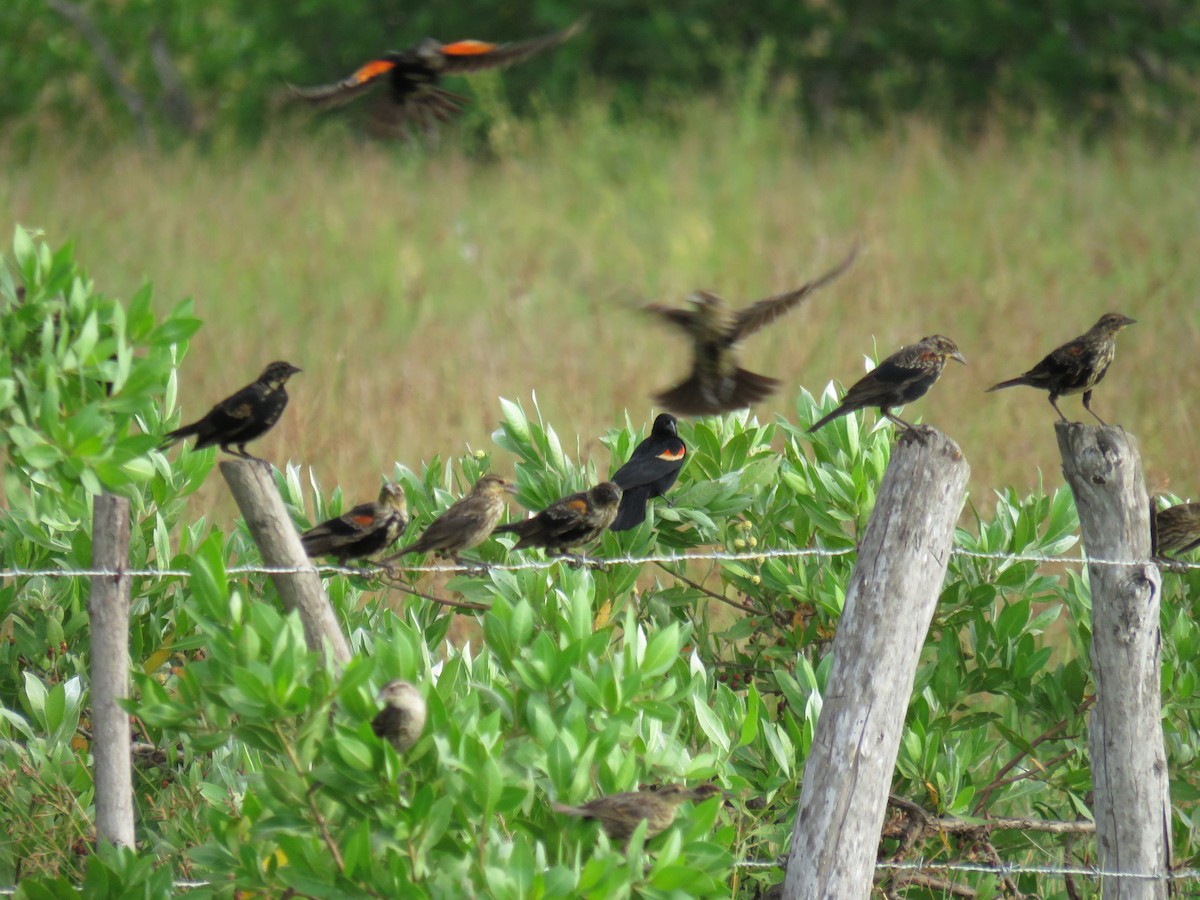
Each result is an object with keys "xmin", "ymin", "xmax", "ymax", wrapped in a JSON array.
[
  {"xmin": 290, "ymin": 20, "xmax": 584, "ymax": 133},
  {"xmin": 381, "ymin": 474, "xmax": 515, "ymax": 563},
  {"xmin": 160, "ymin": 361, "xmax": 301, "ymax": 461},
  {"xmin": 495, "ymin": 482, "xmax": 623, "ymax": 554},
  {"xmin": 986, "ymin": 313, "xmax": 1136, "ymax": 425},
  {"xmin": 300, "ymin": 482, "xmax": 409, "ymax": 565},
  {"xmin": 610, "ymin": 414, "xmax": 687, "ymax": 532},
  {"xmin": 807, "ymin": 335, "xmax": 965, "ymax": 435},
  {"xmin": 645, "ymin": 246, "xmax": 858, "ymax": 416},
  {"xmin": 1152, "ymin": 502, "xmax": 1200, "ymax": 558},
  {"xmin": 371, "ymin": 679, "xmax": 426, "ymax": 752},
  {"xmin": 553, "ymin": 783, "xmax": 722, "ymax": 843}
]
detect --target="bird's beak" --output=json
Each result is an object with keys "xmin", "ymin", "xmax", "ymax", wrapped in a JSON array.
[
  {"xmin": 504, "ymin": 482, "xmax": 518, "ymax": 494},
  {"xmin": 1122, "ymin": 316, "xmax": 1137, "ymax": 326},
  {"xmin": 951, "ymin": 350, "xmax": 967, "ymax": 365}
]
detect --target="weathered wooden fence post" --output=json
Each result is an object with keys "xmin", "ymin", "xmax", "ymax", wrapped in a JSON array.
[
  {"xmin": 220, "ymin": 460, "xmax": 352, "ymax": 667},
  {"xmin": 784, "ymin": 430, "xmax": 969, "ymax": 899},
  {"xmin": 89, "ymin": 492, "xmax": 136, "ymax": 848},
  {"xmin": 1055, "ymin": 423, "xmax": 1171, "ymax": 899}
]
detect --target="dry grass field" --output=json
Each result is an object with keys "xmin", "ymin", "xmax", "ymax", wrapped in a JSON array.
[{"xmin": 4, "ymin": 101, "xmax": 1197, "ymax": 515}]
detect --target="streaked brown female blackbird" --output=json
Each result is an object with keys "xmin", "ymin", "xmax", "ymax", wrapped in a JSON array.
[
  {"xmin": 986, "ymin": 313, "xmax": 1136, "ymax": 425},
  {"xmin": 290, "ymin": 20, "xmax": 584, "ymax": 132},
  {"xmin": 807, "ymin": 335, "xmax": 966, "ymax": 435},
  {"xmin": 381, "ymin": 474, "xmax": 515, "ymax": 563},
  {"xmin": 553, "ymin": 783, "xmax": 722, "ymax": 843},
  {"xmin": 371, "ymin": 680, "xmax": 426, "ymax": 752},
  {"xmin": 496, "ymin": 482, "xmax": 623, "ymax": 554},
  {"xmin": 610, "ymin": 414, "xmax": 687, "ymax": 532},
  {"xmin": 645, "ymin": 245, "xmax": 858, "ymax": 416},
  {"xmin": 160, "ymin": 361, "xmax": 301, "ymax": 461},
  {"xmin": 300, "ymin": 482, "xmax": 409, "ymax": 565},
  {"xmin": 1152, "ymin": 502, "xmax": 1200, "ymax": 558}
]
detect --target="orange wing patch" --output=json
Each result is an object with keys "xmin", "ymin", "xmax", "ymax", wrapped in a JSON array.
[
  {"xmin": 441, "ymin": 40, "xmax": 497, "ymax": 56},
  {"xmin": 656, "ymin": 446, "xmax": 686, "ymax": 462},
  {"xmin": 565, "ymin": 499, "xmax": 589, "ymax": 515},
  {"xmin": 350, "ymin": 514, "xmax": 376, "ymax": 527},
  {"xmin": 231, "ymin": 402, "xmax": 252, "ymax": 419},
  {"xmin": 351, "ymin": 59, "xmax": 397, "ymax": 85}
]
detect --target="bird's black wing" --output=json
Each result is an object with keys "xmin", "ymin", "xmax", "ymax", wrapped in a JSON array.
[{"xmin": 732, "ymin": 244, "xmax": 859, "ymax": 341}]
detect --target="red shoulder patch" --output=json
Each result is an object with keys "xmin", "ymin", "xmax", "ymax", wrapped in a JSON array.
[
  {"xmin": 351, "ymin": 59, "xmax": 396, "ymax": 85},
  {"xmin": 565, "ymin": 498, "xmax": 588, "ymax": 516},
  {"xmin": 656, "ymin": 445, "xmax": 686, "ymax": 462},
  {"xmin": 350, "ymin": 514, "xmax": 376, "ymax": 527},
  {"xmin": 1064, "ymin": 345, "xmax": 1085, "ymax": 356},
  {"xmin": 441, "ymin": 40, "xmax": 497, "ymax": 56}
]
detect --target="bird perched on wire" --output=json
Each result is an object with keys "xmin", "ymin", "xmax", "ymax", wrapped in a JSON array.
[
  {"xmin": 1152, "ymin": 501, "xmax": 1200, "ymax": 559},
  {"xmin": 495, "ymin": 482, "xmax": 623, "ymax": 554},
  {"xmin": 289, "ymin": 19, "xmax": 585, "ymax": 134},
  {"xmin": 609, "ymin": 414, "xmax": 687, "ymax": 532},
  {"xmin": 808, "ymin": 335, "xmax": 966, "ymax": 436},
  {"xmin": 553, "ymin": 783, "xmax": 722, "ymax": 843},
  {"xmin": 986, "ymin": 313, "xmax": 1136, "ymax": 425},
  {"xmin": 300, "ymin": 482, "xmax": 409, "ymax": 566},
  {"xmin": 380, "ymin": 474, "xmax": 515, "ymax": 565},
  {"xmin": 160, "ymin": 361, "xmax": 301, "ymax": 461},
  {"xmin": 644, "ymin": 245, "xmax": 858, "ymax": 416},
  {"xmin": 371, "ymin": 680, "xmax": 426, "ymax": 753}
]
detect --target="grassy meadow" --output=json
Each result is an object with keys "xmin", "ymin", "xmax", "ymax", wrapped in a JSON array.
[{"xmin": 4, "ymin": 100, "xmax": 1197, "ymax": 515}]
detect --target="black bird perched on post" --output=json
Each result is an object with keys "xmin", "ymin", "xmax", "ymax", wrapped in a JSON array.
[
  {"xmin": 808, "ymin": 335, "xmax": 966, "ymax": 436},
  {"xmin": 160, "ymin": 361, "xmax": 301, "ymax": 461},
  {"xmin": 1152, "ymin": 502, "xmax": 1200, "ymax": 559},
  {"xmin": 371, "ymin": 680, "xmax": 426, "ymax": 752},
  {"xmin": 496, "ymin": 482, "xmax": 623, "ymax": 554},
  {"xmin": 610, "ymin": 414, "xmax": 687, "ymax": 532},
  {"xmin": 381, "ymin": 474, "xmax": 515, "ymax": 564},
  {"xmin": 986, "ymin": 313, "xmax": 1136, "ymax": 425},
  {"xmin": 289, "ymin": 20, "xmax": 585, "ymax": 133},
  {"xmin": 300, "ymin": 482, "xmax": 409, "ymax": 565},
  {"xmin": 553, "ymin": 783, "xmax": 722, "ymax": 844},
  {"xmin": 645, "ymin": 245, "xmax": 858, "ymax": 416}
]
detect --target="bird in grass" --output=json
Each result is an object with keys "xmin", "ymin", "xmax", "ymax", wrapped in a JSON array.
[
  {"xmin": 1152, "ymin": 502, "xmax": 1200, "ymax": 559},
  {"xmin": 371, "ymin": 680, "xmax": 426, "ymax": 752},
  {"xmin": 160, "ymin": 361, "xmax": 301, "ymax": 461},
  {"xmin": 289, "ymin": 20, "xmax": 585, "ymax": 134},
  {"xmin": 610, "ymin": 414, "xmax": 687, "ymax": 532},
  {"xmin": 808, "ymin": 335, "xmax": 966, "ymax": 436},
  {"xmin": 553, "ymin": 783, "xmax": 722, "ymax": 843},
  {"xmin": 300, "ymin": 482, "xmax": 409, "ymax": 565},
  {"xmin": 645, "ymin": 245, "xmax": 858, "ymax": 416},
  {"xmin": 381, "ymin": 474, "xmax": 515, "ymax": 564},
  {"xmin": 495, "ymin": 482, "xmax": 623, "ymax": 555},
  {"xmin": 986, "ymin": 313, "xmax": 1136, "ymax": 425}
]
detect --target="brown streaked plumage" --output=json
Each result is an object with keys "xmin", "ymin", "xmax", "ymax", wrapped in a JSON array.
[
  {"xmin": 371, "ymin": 680, "xmax": 426, "ymax": 752},
  {"xmin": 380, "ymin": 474, "xmax": 515, "ymax": 563},
  {"xmin": 1153, "ymin": 501, "xmax": 1200, "ymax": 558},
  {"xmin": 300, "ymin": 482, "xmax": 409, "ymax": 565},
  {"xmin": 495, "ymin": 482, "xmax": 622, "ymax": 554},
  {"xmin": 553, "ymin": 783, "xmax": 722, "ymax": 843}
]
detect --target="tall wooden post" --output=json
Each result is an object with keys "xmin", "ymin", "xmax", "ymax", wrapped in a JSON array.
[
  {"xmin": 784, "ymin": 430, "xmax": 970, "ymax": 898},
  {"xmin": 1056, "ymin": 423, "xmax": 1171, "ymax": 899}
]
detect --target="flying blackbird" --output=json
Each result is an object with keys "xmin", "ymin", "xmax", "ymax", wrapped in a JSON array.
[
  {"xmin": 610, "ymin": 414, "xmax": 687, "ymax": 532},
  {"xmin": 553, "ymin": 783, "xmax": 722, "ymax": 843},
  {"xmin": 1152, "ymin": 502, "xmax": 1200, "ymax": 558},
  {"xmin": 381, "ymin": 474, "xmax": 515, "ymax": 563},
  {"xmin": 300, "ymin": 482, "xmax": 409, "ymax": 565},
  {"xmin": 645, "ymin": 245, "xmax": 858, "ymax": 416},
  {"xmin": 290, "ymin": 20, "xmax": 584, "ymax": 133},
  {"xmin": 495, "ymin": 482, "xmax": 622, "ymax": 554},
  {"xmin": 807, "ymin": 335, "xmax": 965, "ymax": 435},
  {"xmin": 986, "ymin": 313, "xmax": 1136, "ymax": 425},
  {"xmin": 160, "ymin": 361, "xmax": 301, "ymax": 460},
  {"xmin": 371, "ymin": 680, "xmax": 426, "ymax": 752}
]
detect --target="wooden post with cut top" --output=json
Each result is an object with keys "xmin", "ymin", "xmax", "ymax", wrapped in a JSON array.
[
  {"xmin": 1056, "ymin": 423, "xmax": 1171, "ymax": 899},
  {"xmin": 784, "ymin": 429, "xmax": 970, "ymax": 899}
]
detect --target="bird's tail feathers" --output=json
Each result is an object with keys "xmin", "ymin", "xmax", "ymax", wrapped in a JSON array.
[
  {"xmin": 985, "ymin": 377, "xmax": 1027, "ymax": 393},
  {"xmin": 807, "ymin": 405, "xmax": 849, "ymax": 434},
  {"xmin": 609, "ymin": 485, "xmax": 653, "ymax": 532},
  {"xmin": 654, "ymin": 369, "xmax": 779, "ymax": 416}
]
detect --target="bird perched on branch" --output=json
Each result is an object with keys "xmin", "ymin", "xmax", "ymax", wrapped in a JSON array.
[
  {"xmin": 290, "ymin": 20, "xmax": 585, "ymax": 134},
  {"xmin": 1152, "ymin": 501, "xmax": 1200, "ymax": 559},
  {"xmin": 808, "ymin": 335, "xmax": 965, "ymax": 436},
  {"xmin": 496, "ymin": 482, "xmax": 623, "ymax": 554},
  {"xmin": 986, "ymin": 313, "xmax": 1136, "ymax": 425},
  {"xmin": 160, "ymin": 361, "xmax": 301, "ymax": 461},
  {"xmin": 371, "ymin": 680, "xmax": 426, "ymax": 752},
  {"xmin": 645, "ymin": 245, "xmax": 858, "ymax": 416},
  {"xmin": 300, "ymin": 482, "xmax": 409, "ymax": 565},
  {"xmin": 381, "ymin": 474, "xmax": 515, "ymax": 564},
  {"xmin": 553, "ymin": 783, "xmax": 722, "ymax": 843},
  {"xmin": 610, "ymin": 414, "xmax": 687, "ymax": 532}
]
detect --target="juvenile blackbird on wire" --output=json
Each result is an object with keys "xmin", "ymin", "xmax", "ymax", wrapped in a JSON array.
[
  {"xmin": 807, "ymin": 335, "xmax": 965, "ymax": 436},
  {"xmin": 290, "ymin": 20, "xmax": 584, "ymax": 134},
  {"xmin": 300, "ymin": 482, "xmax": 409, "ymax": 565},
  {"xmin": 553, "ymin": 783, "xmax": 722, "ymax": 843},
  {"xmin": 1152, "ymin": 502, "xmax": 1200, "ymax": 559},
  {"xmin": 495, "ymin": 482, "xmax": 623, "ymax": 554},
  {"xmin": 381, "ymin": 474, "xmax": 515, "ymax": 564},
  {"xmin": 610, "ymin": 413, "xmax": 687, "ymax": 532},
  {"xmin": 986, "ymin": 313, "xmax": 1136, "ymax": 425},
  {"xmin": 645, "ymin": 245, "xmax": 858, "ymax": 416},
  {"xmin": 370, "ymin": 680, "xmax": 426, "ymax": 753},
  {"xmin": 160, "ymin": 361, "xmax": 301, "ymax": 461}
]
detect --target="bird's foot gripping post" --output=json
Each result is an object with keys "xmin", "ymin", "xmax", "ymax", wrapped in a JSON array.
[{"xmin": 783, "ymin": 428, "xmax": 969, "ymax": 899}]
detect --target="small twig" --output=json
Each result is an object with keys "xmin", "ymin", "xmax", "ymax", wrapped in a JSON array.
[
  {"xmin": 884, "ymin": 870, "xmax": 978, "ymax": 898},
  {"xmin": 654, "ymin": 562, "xmax": 763, "ymax": 615},
  {"xmin": 1063, "ymin": 832, "xmax": 1081, "ymax": 900},
  {"xmin": 274, "ymin": 725, "xmax": 346, "ymax": 875},
  {"xmin": 978, "ymin": 838, "xmax": 1025, "ymax": 899},
  {"xmin": 382, "ymin": 575, "xmax": 489, "ymax": 612}
]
